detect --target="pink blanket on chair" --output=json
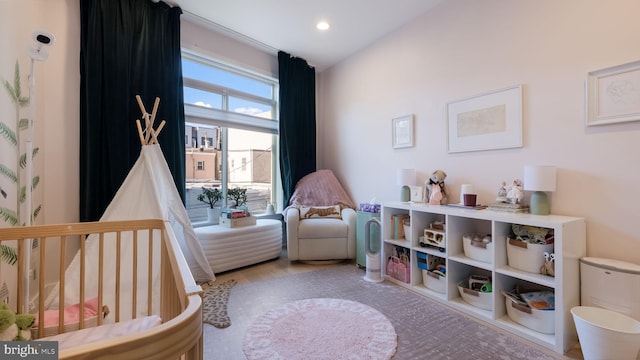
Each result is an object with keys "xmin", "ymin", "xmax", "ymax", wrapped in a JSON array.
[{"xmin": 287, "ymin": 169, "xmax": 356, "ymax": 210}]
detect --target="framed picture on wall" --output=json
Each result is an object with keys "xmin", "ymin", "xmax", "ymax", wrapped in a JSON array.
[
  {"xmin": 392, "ymin": 114, "xmax": 414, "ymax": 149},
  {"xmin": 586, "ymin": 60, "xmax": 640, "ymax": 126},
  {"xmin": 447, "ymin": 85, "xmax": 523, "ymax": 153}
]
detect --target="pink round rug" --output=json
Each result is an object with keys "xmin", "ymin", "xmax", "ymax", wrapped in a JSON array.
[{"xmin": 243, "ymin": 298, "xmax": 397, "ymax": 360}]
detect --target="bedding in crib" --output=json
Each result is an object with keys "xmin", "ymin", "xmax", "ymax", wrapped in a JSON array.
[{"xmin": 41, "ymin": 315, "xmax": 162, "ymax": 351}]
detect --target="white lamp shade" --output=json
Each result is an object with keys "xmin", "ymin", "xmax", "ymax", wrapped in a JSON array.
[
  {"xmin": 523, "ymin": 165, "xmax": 557, "ymax": 192},
  {"xmin": 397, "ymin": 168, "xmax": 416, "ymax": 186}
]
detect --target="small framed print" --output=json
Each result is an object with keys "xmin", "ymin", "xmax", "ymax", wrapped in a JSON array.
[
  {"xmin": 586, "ymin": 60, "xmax": 640, "ymax": 126},
  {"xmin": 409, "ymin": 186, "xmax": 424, "ymax": 202},
  {"xmin": 392, "ymin": 115, "xmax": 414, "ymax": 149}
]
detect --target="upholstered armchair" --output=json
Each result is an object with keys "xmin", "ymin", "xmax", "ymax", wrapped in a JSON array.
[
  {"xmin": 286, "ymin": 205, "xmax": 356, "ymax": 261},
  {"xmin": 284, "ymin": 170, "xmax": 357, "ymax": 262}
]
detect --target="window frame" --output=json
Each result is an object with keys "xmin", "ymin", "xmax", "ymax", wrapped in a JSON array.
[{"xmin": 181, "ymin": 49, "xmax": 280, "ymax": 215}]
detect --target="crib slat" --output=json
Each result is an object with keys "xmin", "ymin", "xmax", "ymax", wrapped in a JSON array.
[
  {"xmin": 132, "ymin": 229, "xmax": 138, "ymax": 320},
  {"xmin": 58, "ymin": 235, "xmax": 67, "ymax": 335},
  {"xmin": 79, "ymin": 232, "xmax": 86, "ymax": 329},
  {"xmin": 37, "ymin": 236, "xmax": 46, "ymax": 339},
  {"xmin": 98, "ymin": 232, "xmax": 104, "ymax": 327},
  {"xmin": 148, "ymin": 229, "xmax": 153, "ymax": 315},
  {"xmin": 115, "ymin": 231, "xmax": 122, "ymax": 322},
  {"xmin": 16, "ymin": 238, "xmax": 24, "ymax": 314}
]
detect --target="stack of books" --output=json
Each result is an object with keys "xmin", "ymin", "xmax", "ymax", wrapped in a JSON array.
[
  {"xmin": 220, "ymin": 208, "xmax": 256, "ymax": 227},
  {"xmin": 390, "ymin": 214, "xmax": 410, "ymax": 240},
  {"xmin": 222, "ymin": 208, "xmax": 250, "ymax": 219},
  {"xmin": 487, "ymin": 202, "xmax": 529, "ymax": 213}
]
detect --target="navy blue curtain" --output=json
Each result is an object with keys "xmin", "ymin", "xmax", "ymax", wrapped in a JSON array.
[
  {"xmin": 79, "ymin": 0, "xmax": 185, "ymax": 221},
  {"xmin": 278, "ymin": 51, "xmax": 316, "ymax": 208}
]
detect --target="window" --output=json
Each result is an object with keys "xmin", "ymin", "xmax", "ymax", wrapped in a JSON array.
[{"xmin": 182, "ymin": 50, "xmax": 279, "ymax": 222}]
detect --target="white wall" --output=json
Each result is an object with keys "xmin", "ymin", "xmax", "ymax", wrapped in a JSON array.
[
  {"xmin": 319, "ymin": 0, "xmax": 640, "ymax": 264},
  {"xmin": 0, "ymin": 0, "xmax": 79, "ymax": 295},
  {"xmin": 0, "ymin": 0, "xmax": 80, "ymax": 226},
  {"xmin": 40, "ymin": 0, "xmax": 80, "ymax": 227}
]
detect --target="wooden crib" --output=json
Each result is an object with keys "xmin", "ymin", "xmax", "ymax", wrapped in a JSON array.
[{"xmin": 0, "ymin": 219, "xmax": 203, "ymax": 360}]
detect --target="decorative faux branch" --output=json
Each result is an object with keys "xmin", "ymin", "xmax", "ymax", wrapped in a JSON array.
[{"xmin": 0, "ymin": 61, "xmax": 41, "ymax": 227}]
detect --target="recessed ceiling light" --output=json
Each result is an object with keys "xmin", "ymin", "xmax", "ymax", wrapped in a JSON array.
[{"xmin": 316, "ymin": 21, "xmax": 330, "ymax": 31}]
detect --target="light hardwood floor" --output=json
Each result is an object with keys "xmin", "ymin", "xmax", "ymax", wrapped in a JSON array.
[{"xmin": 207, "ymin": 248, "xmax": 354, "ymax": 285}]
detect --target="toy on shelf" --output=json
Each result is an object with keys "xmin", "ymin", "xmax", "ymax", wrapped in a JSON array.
[{"xmin": 424, "ymin": 170, "xmax": 448, "ymax": 205}]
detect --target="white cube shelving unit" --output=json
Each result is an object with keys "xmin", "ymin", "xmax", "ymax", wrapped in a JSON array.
[{"xmin": 381, "ymin": 202, "xmax": 586, "ymax": 354}]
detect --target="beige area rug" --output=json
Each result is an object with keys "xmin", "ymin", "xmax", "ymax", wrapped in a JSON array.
[
  {"xmin": 202, "ymin": 279, "xmax": 237, "ymax": 328},
  {"xmin": 243, "ymin": 298, "xmax": 397, "ymax": 360}
]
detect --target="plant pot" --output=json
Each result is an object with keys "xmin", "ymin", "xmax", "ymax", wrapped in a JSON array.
[{"xmin": 207, "ymin": 207, "xmax": 221, "ymax": 225}]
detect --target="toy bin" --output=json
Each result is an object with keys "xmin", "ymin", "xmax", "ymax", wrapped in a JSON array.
[
  {"xmin": 504, "ymin": 294, "xmax": 555, "ymax": 334},
  {"xmin": 506, "ymin": 237, "xmax": 554, "ymax": 274},
  {"xmin": 423, "ymin": 270, "xmax": 446, "ymax": 293},
  {"xmin": 457, "ymin": 280, "xmax": 492, "ymax": 310},
  {"xmin": 386, "ymin": 254, "xmax": 410, "ymax": 283},
  {"xmin": 462, "ymin": 234, "xmax": 493, "ymax": 263}
]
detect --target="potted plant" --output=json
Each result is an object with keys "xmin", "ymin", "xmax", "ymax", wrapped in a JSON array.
[
  {"xmin": 197, "ymin": 187, "xmax": 222, "ymax": 224},
  {"xmin": 227, "ymin": 187, "xmax": 248, "ymax": 208}
]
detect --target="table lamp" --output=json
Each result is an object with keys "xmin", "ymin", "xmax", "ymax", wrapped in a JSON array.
[
  {"xmin": 524, "ymin": 165, "xmax": 556, "ymax": 215},
  {"xmin": 397, "ymin": 168, "xmax": 416, "ymax": 202}
]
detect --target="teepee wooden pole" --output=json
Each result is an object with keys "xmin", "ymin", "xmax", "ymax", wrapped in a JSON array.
[
  {"xmin": 135, "ymin": 119, "xmax": 146, "ymax": 145},
  {"xmin": 149, "ymin": 97, "xmax": 160, "ymax": 127},
  {"xmin": 149, "ymin": 120, "xmax": 166, "ymax": 145},
  {"xmin": 135, "ymin": 95, "xmax": 147, "ymax": 117},
  {"xmin": 143, "ymin": 113, "xmax": 152, "ymax": 144}
]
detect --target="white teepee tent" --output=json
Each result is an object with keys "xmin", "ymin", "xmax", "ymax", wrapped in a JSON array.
[
  {"xmin": 100, "ymin": 142, "xmax": 214, "ymax": 282},
  {"xmin": 46, "ymin": 97, "xmax": 214, "ymax": 319}
]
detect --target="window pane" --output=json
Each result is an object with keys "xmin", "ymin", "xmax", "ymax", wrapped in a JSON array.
[
  {"xmin": 185, "ymin": 125, "xmax": 221, "ymax": 222},
  {"xmin": 228, "ymin": 128, "xmax": 272, "ymax": 215},
  {"xmin": 183, "ymin": 58, "xmax": 272, "ymax": 98},
  {"xmin": 229, "ymin": 96, "xmax": 274, "ymax": 119},
  {"xmin": 184, "ymin": 87, "xmax": 222, "ymax": 109},
  {"xmin": 185, "ymin": 127, "xmax": 273, "ymax": 220}
]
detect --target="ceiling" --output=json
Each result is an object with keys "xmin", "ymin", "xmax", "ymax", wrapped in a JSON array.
[{"xmin": 171, "ymin": 0, "xmax": 444, "ymax": 71}]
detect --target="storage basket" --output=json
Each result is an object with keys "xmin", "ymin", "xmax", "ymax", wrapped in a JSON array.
[
  {"xmin": 457, "ymin": 280, "xmax": 492, "ymax": 310},
  {"xmin": 423, "ymin": 270, "xmax": 446, "ymax": 293},
  {"xmin": 386, "ymin": 255, "xmax": 410, "ymax": 283},
  {"xmin": 505, "ymin": 294, "xmax": 555, "ymax": 334},
  {"xmin": 403, "ymin": 225, "xmax": 411, "ymax": 242},
  {"xmin": 506, "ymin": 237, "xmax": 554, "ymax": 273},
  {"xmin": 462, "ymin": 234, "xmax": 493, "ymax": 263}
]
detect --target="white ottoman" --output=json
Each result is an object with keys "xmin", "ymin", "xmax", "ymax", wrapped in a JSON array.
[{"xmin": 195, "ymin": 219, "xmax": 282, "ymax": 273}]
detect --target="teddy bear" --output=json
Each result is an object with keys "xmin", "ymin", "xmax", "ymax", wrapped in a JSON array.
[
  {"xmin": 424, "ymin": 170, "xmax": 448, "ymax": 205},
  {"xmin": 0, "ymin": 302, "xmax": 35, "ymax": 341}
]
